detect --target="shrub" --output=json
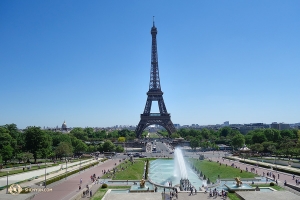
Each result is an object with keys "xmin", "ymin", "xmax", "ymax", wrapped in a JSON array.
[
  {"xmin": 270, "ymin": 182, "xmax": 275, "ymax": 186},
  {"xmin": 102, "ymin": 183, "xmax": 108, "ymax": 188}
]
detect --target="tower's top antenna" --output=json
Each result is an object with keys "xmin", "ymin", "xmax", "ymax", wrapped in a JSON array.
[{"xmin": 153, "ymin": 16, "xmax": 155, "ymax": 26}]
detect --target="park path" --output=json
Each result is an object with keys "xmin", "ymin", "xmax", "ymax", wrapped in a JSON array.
[
  {"xmin": 202, "ymin": 152, "xmax": 300, "ymax": 196},
  {"xmin": 31, "ymin": 159, "xmax": 118, "ymax": 200}
]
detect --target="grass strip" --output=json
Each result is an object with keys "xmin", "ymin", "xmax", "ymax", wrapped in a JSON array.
[
  {"xmin": 191, "ymin": 159, "xmax": 256, "ymax": 183},
  {"xmin": 101, "ymin": 159, "xmax": 145, "ymax": 180}
]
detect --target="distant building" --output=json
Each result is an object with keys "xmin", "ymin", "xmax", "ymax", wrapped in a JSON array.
[
  {"xmin": 174, "ymin": 124, "xmax": 180, "ymax": 129},
  {"xmin": 223, "ymin": 121, "xmax": 229, "ymax": 127},
  {"xmin": 271, "ymin": 122, "xmax": 280, "ymax": 130},
  {"xmin": 61, "ymin": 120, "xmax": 67, "ymax": 131},
  {"xmin": 279, "ymin": 123, "xmax": 290, "ymax": 130}
]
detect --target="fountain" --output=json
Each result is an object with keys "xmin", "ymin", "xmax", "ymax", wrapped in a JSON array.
[
  {"xmin": 224, "ymin": 177, "xmax": 255, "ymax": 192},
  {"xmin": 129, "ymin": 179, "xmax": 154, "ymax": 192},
  {"xmin": 235, "ymin": 177, "xmax": 243, "ymax": 187},
  {"xmin": 174, "ymin": 148, "xmax": 188, "ymax": 179},
  {"xmin": 140, "ymin": 179, "xmax": 145, "ymax": 188},
  {"xmin": 148, "ymin": 148, "xmax": 203, "ymax": 191}
]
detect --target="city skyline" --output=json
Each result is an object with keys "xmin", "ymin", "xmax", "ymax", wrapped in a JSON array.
[{"xmin": 1, "ymin": 1, "xmax": 300, "ymax": 129}]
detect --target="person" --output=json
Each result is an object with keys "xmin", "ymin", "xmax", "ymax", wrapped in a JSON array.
[
  {"xmin": 284, "ymin": 180, "xmax": 287, "ymax": 186},
  {"xmin": 278, "ymin": 174, "xmax": 279, "ymax": 179},
  {"xmin": 80, "ymin": 178, "xmax": 82, "ymax": 184},
  {"xmin": 90, "ymin": 190, "xmax": 92, "ymax": 197},
  {"xmin": 79, "ymin": 185, "xmax": 81, "ymax": 190}
]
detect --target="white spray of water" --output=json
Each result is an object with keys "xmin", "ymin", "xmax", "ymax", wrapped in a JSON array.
[{"xmin": 173, "ymin": 148, "xmax": 188, "ymax": 179}]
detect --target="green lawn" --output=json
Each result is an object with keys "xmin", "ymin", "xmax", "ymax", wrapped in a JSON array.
[
  {"xmin": 91, "ymin": 186, "xmax": 130, "ymax": 200},
  {"xmin": 101, "ymin": 159, "xmax": 146, "ymax": 180},
  {"xmin": 227, "ymin": 192, "xmax": 240, "ymax": 200},
  {"xmin": 191, "ymin": 159, "xmax": 256, "ymax": 182}
]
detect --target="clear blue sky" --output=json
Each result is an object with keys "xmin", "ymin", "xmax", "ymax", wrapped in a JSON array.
[{"xmin": 1, "ymin": 1, "xmax": 300, "ymax": 129}]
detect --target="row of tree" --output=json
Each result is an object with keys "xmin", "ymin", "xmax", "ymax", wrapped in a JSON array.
[
  {"xmin": 0, "ymin": 124, "xmax": 126, "ymax": 164},
  {"xmin": 167, "ymin": 127, "xmax": 300, "ymax": 158}
]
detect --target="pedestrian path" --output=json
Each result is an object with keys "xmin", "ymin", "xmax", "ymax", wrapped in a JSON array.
[
  {"xmin": 0, "ymin": 159, "xmax": 94, "ymax": 188},
  {"xmin": 31, "ymin": 159, "xmax": 117, "ymax": 200},
  {"xmin": 231, "ymin": 156, "xmax": 300, "ymax": 174}
]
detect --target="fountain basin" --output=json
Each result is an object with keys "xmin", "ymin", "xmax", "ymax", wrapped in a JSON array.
[
  {"xmin": 224, "ymin": 183, "xmax": 255, "ymax": 192},
  {"xmin": 129, "ymin": 182, "xmax": 154, "ymax": 192}
]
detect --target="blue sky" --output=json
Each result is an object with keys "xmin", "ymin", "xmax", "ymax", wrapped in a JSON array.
[{"xmin": 1, "ymin": 1, "xmax": 300, "ymax": 129}]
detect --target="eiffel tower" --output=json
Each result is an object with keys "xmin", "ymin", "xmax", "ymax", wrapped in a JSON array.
[{"xmin": 135, "ymin": 20, "xmax": 176, "ymax": 138}]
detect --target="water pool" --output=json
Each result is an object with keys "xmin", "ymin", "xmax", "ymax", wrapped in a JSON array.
[
  {"xmin": 149, "ymin": 159, "xmax": 204, "ymax": 189},
  {"xmin": 109, "ymin": 189, "xmax": 129, "ymax": 193}
]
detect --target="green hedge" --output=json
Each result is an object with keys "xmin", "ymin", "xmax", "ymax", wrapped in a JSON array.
[
  {"xmin": 45, "ymin": 162, "xmax": 98, "ymax": 185},
  {"xmin": 145, "ymin": 160, "xmax": 149, "ymax": 179}
]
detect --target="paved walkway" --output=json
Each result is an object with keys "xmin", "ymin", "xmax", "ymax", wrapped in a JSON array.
[
  {"xmin": 0, "ymin": 159, "xmax": 93, "ymax": 187},
  {"xmin": 30, "ymin": 159, "xmax": 118, "ymax": 200}
]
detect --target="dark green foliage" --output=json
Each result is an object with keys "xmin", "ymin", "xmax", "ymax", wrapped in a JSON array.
[
  {"xmin": 101, "ymin": 183, "xmax": 108, "ymax": 188},
  {"xmin": 270, "ymin": 182, "xmax": 275, "ymax": 186}
]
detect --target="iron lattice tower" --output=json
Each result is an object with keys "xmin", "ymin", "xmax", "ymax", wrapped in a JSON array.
[{"xmin": 135, "ymin": 20, "xmax": 176, "ymax": 138}]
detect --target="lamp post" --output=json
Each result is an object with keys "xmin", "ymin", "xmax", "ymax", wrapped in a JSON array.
[
  {"xmin": 65, "ymin": 158, "xmax": 68, "ymax": 180},
  {"xmin": 6, "ymin": 171, "xmax": 9, "ymax": 194},
  {"xmin": 79, "ymin": 157, "xmax": 81, "ymax": 173},
  {"xmin": 44, "ymin": 161, "xmax": 47, "ymax": 188}
]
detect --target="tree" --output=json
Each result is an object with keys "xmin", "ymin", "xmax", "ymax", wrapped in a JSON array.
[
  {"xmin": 170, "ymin": 133, "xmax": 180, "ymax": 139},
  {"xmin": 115, "ymin": 145, "xmax": 124, "ymax": 153},
  {"xmin": 231, "ymin": 134, "xmax": 245, "ymax": 149},
  {"xmin": 95, "ymin": 130, "xmax": 106, "ymax": 139},
  {"xmin": 102, "ymin": 140, "xmax": 116, "ymax": 152},
  {"xmin": 55, "ymin": 142, "xmax": 73, "ymax": 158},
  {"xmin": 24, "ymin": 127, "xmax": 52, "ymax": 163},
  {"xmin": 87, "ymin": 145, "xmax": 96, "ymax": 153},
  {"xmin": 280, "ymin": 137, "xmax": 295, "ymax": 157},
  {"xmin": 262, "ymin": 141, "xmax": 277, "ymax": 152},
  {"xmin": 190, "ymin": 138, "xmax": 200, "ymax": 150},
  {"xmin": 19, "ymin": 152, "xmax": 33, "ymax": 168},
  {"xmin": 219, "ymin": 127, "xmax": 232, "ymax": 137},
  {"xmin": 70, "ymin": 128, "xmax": 88, "ymax": 140},
  {"xmin": 280, "ymin": 130, "xmax": 295, "ymax": 139},
  {"xmin": 118, "ymin": 137, "xmax": 126, "ymax": 142},
  {"xmin": 71, "ymin": 137, "xmax": 88, "ymax": 154},
  {"xmin": 252, "ymin": 132, "xmax": 267, "ymax": 144},
  {"xmin": 1, "ymin": 145, "xmax": 13, "ymax": 164},
  {"xmin": 250, "ymin": 143, "xmax": 264, "ymax": 154},
  {"xmin": 244, "ymin": 134, "xmax": 253, "ymax": 145}
]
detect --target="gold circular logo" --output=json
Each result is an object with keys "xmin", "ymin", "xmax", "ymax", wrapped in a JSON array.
[{"xmin": 8, "ymin": 184, "xmax": 22, "ymax": 195}]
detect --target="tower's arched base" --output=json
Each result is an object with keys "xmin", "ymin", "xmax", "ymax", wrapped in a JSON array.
[{"xmin": 135, "ymin": 114, "xmax": 176, "ymax": 138}]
